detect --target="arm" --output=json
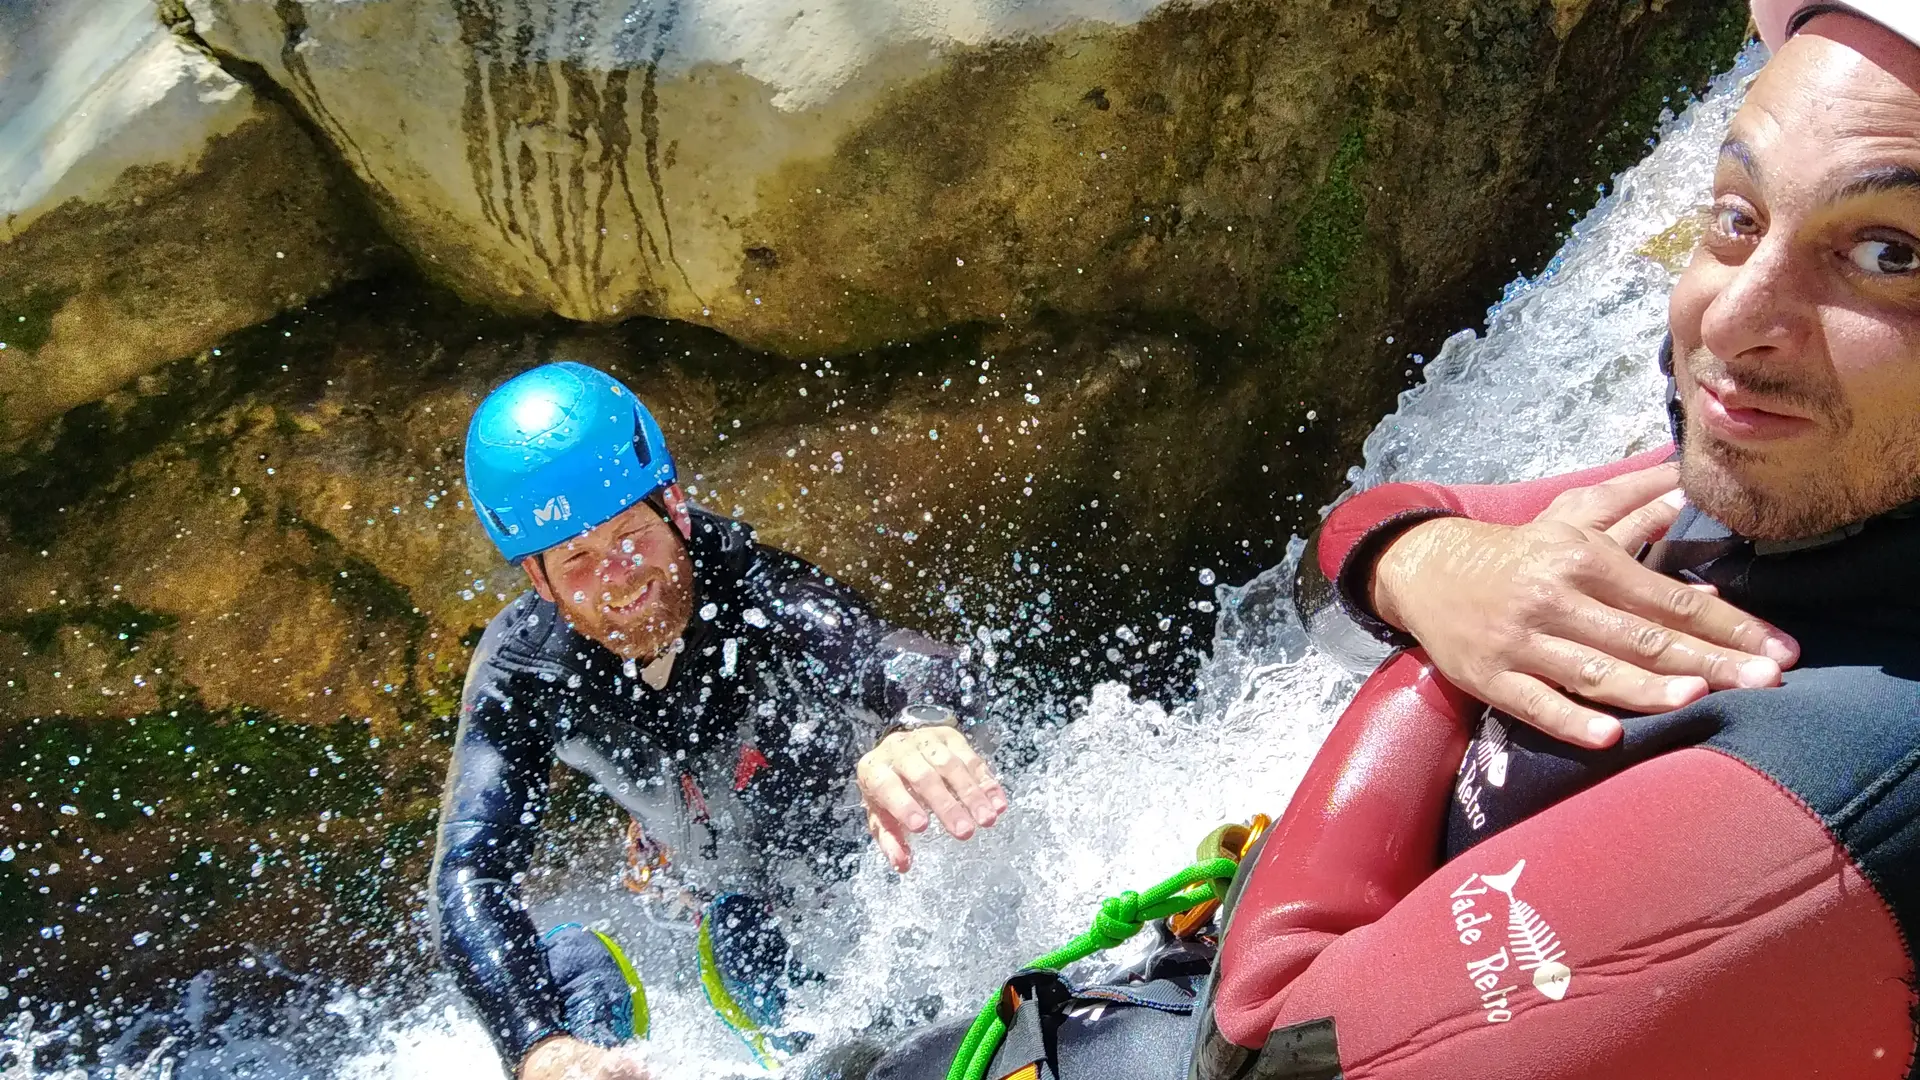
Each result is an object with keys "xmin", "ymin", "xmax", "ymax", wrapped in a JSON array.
[
  {"xmin": 1310, "ymin": 447, "xmax": 1675, "ymax": 640},
  {"xmin": 744, "ymin": 546, "xmax": 1005, "ymax": 871},
  {"xmin": 1302, "ymin": 449, "xmax": 1793, "ymax": 749},
  {"xmin": 430, "ymin": 673, "xmax": 568, "ymax": 1066},
  {"xmin": 749, "ymin": 547, "xmax": 987, "ymax": 740},
  {"xmin": 1199, "ymin": 660, "xmax": 1912, "ymax": 1078}
]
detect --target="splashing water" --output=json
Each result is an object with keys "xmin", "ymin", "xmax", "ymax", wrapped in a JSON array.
[{"xmin": 1, "ymin": 47, "xmax": 1764, "ymax": 1080}]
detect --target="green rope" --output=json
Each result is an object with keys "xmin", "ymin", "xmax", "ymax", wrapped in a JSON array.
[{"xmin": 945, "ymin": 857, "xmax": 1239, "ymax": 1080}]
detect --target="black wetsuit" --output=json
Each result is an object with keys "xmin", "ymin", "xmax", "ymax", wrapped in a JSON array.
[{"xmin": 431, "ymin": 505, "xmax": 984, "ymax": 1063}]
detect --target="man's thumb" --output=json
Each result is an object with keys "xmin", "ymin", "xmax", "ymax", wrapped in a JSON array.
[{"xmin": 1604, "ymin": 488, "xmax": 1687, "ymax": 550}]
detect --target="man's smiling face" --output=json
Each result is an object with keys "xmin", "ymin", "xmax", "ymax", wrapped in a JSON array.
[
  {"xmin": 1668, "ymin": 13, "xmax": 1920, "ymax": 540},
  {"xmin": 523, "ymin": 495, "xmax": 694, "ymax": 662}
]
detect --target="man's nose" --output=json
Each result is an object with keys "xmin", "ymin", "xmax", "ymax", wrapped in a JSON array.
[
  {"xmin": 596, "ymin": 553, "xmax": 639, "ymax": 586},
  {"xmin": 1698, "ymin": 233, "xmax": 1813, "ymax": 364}
]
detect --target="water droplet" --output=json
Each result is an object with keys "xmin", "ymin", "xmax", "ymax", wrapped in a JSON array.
[{"xmin": 1198, "ymin": 568, "xmax": 1217, "ymax": 586}]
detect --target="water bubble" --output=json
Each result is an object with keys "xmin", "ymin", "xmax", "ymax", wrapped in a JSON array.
[
  {"xmin": 1198, "ymin": 568, "xmax": 1217, "ymax": 586},
  {"xmin": 132, "ymin": 932, "xmax": 151, "ymax": 947},
  {"xmin": 0, "ymin": 847, "xmax": 12, "ymax": 862}
]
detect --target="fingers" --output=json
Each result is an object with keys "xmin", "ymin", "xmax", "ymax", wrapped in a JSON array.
[
  {"xmin": 1480, "ymin": 669, "xmax": 1624, "ymax": 749},
  {"xmin": 1535, "ymin": 463, "xmax": 1680, "ymax": 531},
  {"xmin": 957, "ymin": 733, "xmax": 1012, "ymax": 815},
  {"xmin": 1585, "ymin": 561, "xmax": 1799, "ymax": 671},
  {"xmin": 856, "ymin": 732, "xmax": 1008, "ymax": 873},
  {"xmin": 1602, "ymin": 488, "xmax": 1687, "ymax": 551},
  {"xmin": 857, "ymin": 756, "xmax": 928, "ymax": 836},
  {"xmin": 922, "ymin": 728, "xmax": 1008, "ymax": 822},
  {"xmin": 889, "ymin": 738, "xmax": 979, "ymax": 841},
  {"xmin": 1520, "ymin": 633, "xmax": 1709, "ymax": 714},
  {"xmin": 866, "ymin": 808, "xmax": 913, "ymax": 873}
]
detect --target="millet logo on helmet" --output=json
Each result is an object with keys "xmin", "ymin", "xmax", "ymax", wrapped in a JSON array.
[{"xmin": 533, "ymin": 496, "xmax": 572, "ymax": 526}]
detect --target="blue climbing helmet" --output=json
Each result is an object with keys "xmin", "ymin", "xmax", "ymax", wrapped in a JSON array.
[{"xmin": 465, "ymin": 362, "xmax": 677, "ymax": 562}]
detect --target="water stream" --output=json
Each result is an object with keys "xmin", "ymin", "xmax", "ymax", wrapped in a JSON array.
[{"xmin": 1, "ymin": 45, "xmax": 1763, "ymax": 1080}]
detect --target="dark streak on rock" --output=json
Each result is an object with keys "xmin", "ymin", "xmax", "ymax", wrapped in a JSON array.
[
  {"xmin": 638, "ymin": 0, "xmax": 703, "ymax": 304},
  {"xmin": 271, "ymin": 0, "xmax": 382, "ymax": 191},
  {"xmin": 564, "ymin": 64, "xmax": 603, "ymax": 301},
  {"xmin": 451, "ymin": 0, "xmax": 507, "ymax": 241},
  {"xmin": 517, "ymin": 141, "xmax": 558, "ymax": 278}
]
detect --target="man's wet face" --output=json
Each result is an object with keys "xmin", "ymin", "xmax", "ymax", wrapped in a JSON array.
[
  {"xmin": 526, "ymin": 500, "xmax": 694, "ymax": 661},
  {"xmin": 1668, "ymin": 14, "xmax": 1920, "ymax": 540}
]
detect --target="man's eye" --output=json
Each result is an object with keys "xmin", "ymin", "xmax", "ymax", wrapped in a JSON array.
[
  {"xmin": 1847, "ymin": 238, "xmax": 1920, "ymax": 276},
  {"xmin": 1714, "ymin": 206, "xmax": 1759, "ymax": 238}
]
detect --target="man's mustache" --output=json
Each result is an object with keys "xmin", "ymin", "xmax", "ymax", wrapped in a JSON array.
[
  {"xmin": 596, "ymin": 568, "xmax": 679, "ymax": 615},
  {"xmin": 1682, "ymin": 345, "xmax": 1849, "ymax": 431}
]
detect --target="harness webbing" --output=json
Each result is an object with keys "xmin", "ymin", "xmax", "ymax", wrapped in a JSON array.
[{"xmin": 944, "ymin": 857, "xmax": 1239, "ymax": 1080}]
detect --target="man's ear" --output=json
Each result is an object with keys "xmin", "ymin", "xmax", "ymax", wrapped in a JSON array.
[
  {"xmin": 521, "ymin": 554, "xmax": 557, "ymax": 603},
  {"xmin": 659, "ymin": 483, "xmax": 694, "ymax": 540}
]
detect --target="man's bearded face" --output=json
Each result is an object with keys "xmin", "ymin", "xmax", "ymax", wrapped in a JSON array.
[
  {"xmin": 1667, "ymin": 13, "xmax": 1920, "ymax": 540},
  {"xmin": 526, "ymin": 498, "xmax": 694, "ymax": 662}
]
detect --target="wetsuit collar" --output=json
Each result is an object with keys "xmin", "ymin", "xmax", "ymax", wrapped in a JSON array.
[{"xmin": 1644, "ymin": 497, "xmax": 1920, "ymax": 577}]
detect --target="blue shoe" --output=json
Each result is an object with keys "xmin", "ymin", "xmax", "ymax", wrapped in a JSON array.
[
  {"xmin": 697, "ymin": 894, "xmax": 793, "ymax": 1067},
  {"xmin": 543, "ymin": 922, "xmax": 650, "ymax": 1043}
]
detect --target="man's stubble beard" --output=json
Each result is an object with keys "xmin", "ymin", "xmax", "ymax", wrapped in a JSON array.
[
  {"xmin": 1680, "ymin": 414, "xmax": 1920, "ymax": 540},
  {"xmin": 619, "ymin": 572, "xmax": 694, "ymax": 662},
  {"xmin": 1673, "ymin": 343, "xmax": 1918, "ymax": 540},
  {"xmin": 571, "ymin": 567, "xmax": 695, "ymax": 662}
]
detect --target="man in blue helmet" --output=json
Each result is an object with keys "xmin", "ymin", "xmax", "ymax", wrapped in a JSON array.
[{"xmin": 431, "ymin": 362, "xmax": 1008, "ymax": 1080}]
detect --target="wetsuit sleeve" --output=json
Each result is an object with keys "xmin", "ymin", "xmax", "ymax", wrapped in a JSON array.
[
  {"xmin": 430, "ymin": 671, "xmax": 569, "ymax": 1065},
  {"xmin": 1308, "ymin": 446, "xmax": 1675, "ymax": 642},
  {"xmin": 1200, "ymin": 649, "xmax": 1476, "ymax": 1066},
  {"xmin": 751, "ymin": 548, "xmax": 986, "ymax": 743},
  {"xmin": 1200, "ymin": 667, "xmax": 1915, "ymax": 1078}
]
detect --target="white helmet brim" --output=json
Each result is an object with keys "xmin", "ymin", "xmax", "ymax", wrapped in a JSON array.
[{"xmin": 1754, "ymin": 0, "xmax": 1920, "ymax": 53}]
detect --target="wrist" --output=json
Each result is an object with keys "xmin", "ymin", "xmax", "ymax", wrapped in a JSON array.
[
  {"xmin": 1368, "ymin": 517, "xmax": 1471, "ymax": 633},
  {"xmin": 881, "ymin": 702, "xmax": 960, "ymax": 742}
]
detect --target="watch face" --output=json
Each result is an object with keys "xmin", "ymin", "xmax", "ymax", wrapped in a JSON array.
[{"xmin": 903, "ymin": 703, "xmax": 955, "ymax": 725}]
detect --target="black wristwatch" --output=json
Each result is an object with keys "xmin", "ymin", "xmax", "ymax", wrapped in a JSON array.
[{"xmin": 882, "ymin": 703, "xmax": 960, "ymax": 739}]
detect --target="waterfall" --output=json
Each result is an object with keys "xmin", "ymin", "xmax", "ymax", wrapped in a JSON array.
[{"xmin": 0, "ymin": 46, "xmax": 1764, "ymax": 1080}]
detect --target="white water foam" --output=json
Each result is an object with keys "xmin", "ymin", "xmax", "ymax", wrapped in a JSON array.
[{"xmin": 4, "ymin": 45, "xmax": 1764, "ymax": 1080}]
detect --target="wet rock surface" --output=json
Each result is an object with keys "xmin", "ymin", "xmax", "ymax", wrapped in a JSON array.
[
  {"xmin": 0, "ymin": 0, "xmax": 388, "ymax": 440},
  {"xmin": 181, "ymin": 0, "xmax": 1742, "ymax": 355}
]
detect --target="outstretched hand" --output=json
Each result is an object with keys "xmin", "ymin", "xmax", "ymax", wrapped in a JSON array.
[
  {"xmin": 1368, "ymin": 462, "xmax": 1800, "ymax": 749},
  {"xmin": 858, "ymin": 727, "xmax": 1008, "ymax": 873}
]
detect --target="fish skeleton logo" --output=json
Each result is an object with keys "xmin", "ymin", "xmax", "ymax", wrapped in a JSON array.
[
  {"xmin": 533, "ymin": 495, "xmax": 571, "ymax": 526},
  {"xmin": 1483, "ymin": 860, "xmax": 1573, "ymax": 1002},
  {"xmin": 1453, "ymin": 858, "xmax": 1572, "ymax": 1022},
  {"xmin": 1454, "ymin": 710, "xmax": 1513, "ymax": 831}
]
